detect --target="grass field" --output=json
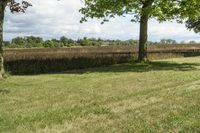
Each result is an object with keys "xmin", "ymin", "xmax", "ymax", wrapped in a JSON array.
[{"xmin": 0, "ymin": 57, "xmax": 200, "ymax": 133}]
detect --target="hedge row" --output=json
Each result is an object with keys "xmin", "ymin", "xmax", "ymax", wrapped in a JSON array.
[
  {"xmin": 3, "ymin": 45, "xmax": 200, "ymax": 75},
  {"xmin": 4, "ymin": 52, "xmax": 135, "ymax": 74}
]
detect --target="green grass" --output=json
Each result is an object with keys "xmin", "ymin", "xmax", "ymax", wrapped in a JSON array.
[{"xmin": 0, "ymin": 57, "xmax": 200, "ymax": 133}]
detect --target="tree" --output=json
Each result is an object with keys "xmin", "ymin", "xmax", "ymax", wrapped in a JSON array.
[
  {"xmin": 160, "ymin": 39, "xmax": 177, "ymax": 44},
  {"xmin": 26, "ymin": 36, "xmax": 43, "ymax": 47},
  {"xmin": 43, "ymin": 40, "xmax": 54, "ymax": 48},
  {"xmin": 60, "ymin": 36, "xmax": 68, "ymax": 45},
  {"xmin": 3, "ymin": 41, "xmax": 10, "ymax": 47},
  {"xmin": 60, "ymin": 36, "xmax": 74, "ymax": 46},
  {"xmin": 0, "ymin": 0, "xmax": 31, "ymax": 79},
  {"xmin": 79, "ymin": 37, "xmax": 91, "ymax": 46},
  {"xmin": 80, "ymin": 0, "xmax": 200, "ymax": 62},
  {"xmin": 11, "ymin": 36, "xmax": 26, "ymax": 46},
  {"xmin": 189, "ymin": 41, "xmax": 197, "ymax": 44}
]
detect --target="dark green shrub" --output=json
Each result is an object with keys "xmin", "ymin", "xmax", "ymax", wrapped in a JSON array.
[{"xmin": 4, "ymin": 53, "xmax": 133, "ymax": 75}]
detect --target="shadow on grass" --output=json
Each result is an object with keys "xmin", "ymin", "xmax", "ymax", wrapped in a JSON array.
[
  {"xmin": 63, "ymin": 61, "xmax": 200, "ymax": 74},
  {"xmin": 0, "ymin": 89, "xmax": 10, "ymax": 95},
  {"xmin": 9, "ymin": 60, "xmax": 200, "ymax": 76}
]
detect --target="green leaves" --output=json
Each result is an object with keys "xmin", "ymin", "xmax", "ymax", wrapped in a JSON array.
[
  {"xmin": 8, "ymin": 0, "xmax": 32, "ymax": 13},
  {"xmin": 186, "ymin": 17, "xmax": 200, "ymax": 33},
  {"xmin": 80, "ymin": 0, "xmax": 200, "ymax": 23},
  {"xmin": 80, "ymin": 0, "xmax": 141, "ymax": 23}
]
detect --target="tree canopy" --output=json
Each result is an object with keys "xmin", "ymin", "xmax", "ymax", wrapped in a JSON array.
[{"xmin": 80, "ymin": 0, "xmax": 200, "ymax": 23}]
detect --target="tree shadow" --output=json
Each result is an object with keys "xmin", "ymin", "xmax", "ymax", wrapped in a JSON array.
[
  {"xmin": 10, "ymin": 60, "xmax": 200, "ymax": 76},
  {"xmin": 63, "ymin": 61, "xmax": 200, "ymax": 74}
]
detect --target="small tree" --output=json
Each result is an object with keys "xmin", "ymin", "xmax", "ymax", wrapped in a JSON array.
[
  {"xmin": 78, "ymin": 37, "xmax": 91, "ymax": 46},
  {"xmin": 0, "ymin": 0, "xmax": 31, "ymax": 79},
  {"xmin": 80, "ymin": 0, "xmax": 200, "ymax": 62},
  {"xmin": 60, "ymin": 36, "xmax": 75, "ymax": 46},
  {"xmin": 11, "ymin": 36, "xmax": 26, "ymax": 46},
  {"xmin": 160, "ymin": 39, "xmax": 177, "ymax": 45}
]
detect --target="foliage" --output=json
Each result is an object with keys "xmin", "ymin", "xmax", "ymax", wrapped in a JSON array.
[
  {"xmin": 8, "ymin": 0, "xmax": 32, "ymax": 13},
  {"xmin": 60, "ymin": 36, "xmax": 75, "ymax": 46},
  {"xmin": 80, "ymin": 0, "xmax": 200, "ymax": 23},
  {"xmin": 43, "ymin": 40, "xmax": 55, "ymax": 48},
  {"xmin": 4, "ymin": 53, "xmax": 133, "ymax": 75},
  {"xmin": 160, "ymin": 39, "xmax": 177, "ymax": 44},
  {"xmin": 4, "ymin": 36, "xmax": 140, "ymax": 48},
  {"xmin": 4, "ymin": 36, "xmax": 197, "ymax": 49},
  {"xmin": 186, "ymin": 17, "xmax": 200, "ymax": 33}
]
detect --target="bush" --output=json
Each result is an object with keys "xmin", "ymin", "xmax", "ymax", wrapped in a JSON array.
[
  {"xmin": 43, "ymin": 41, "xmax": 55, "ymax": 48},
  {"xmin": 5, "ymin": 55, "xmax": 132, "ymax": 74}
]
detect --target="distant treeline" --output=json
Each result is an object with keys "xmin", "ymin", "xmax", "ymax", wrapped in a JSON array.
[{"xmin": 3, "ymin": 36, "xmax": 199, "ymax": 48}]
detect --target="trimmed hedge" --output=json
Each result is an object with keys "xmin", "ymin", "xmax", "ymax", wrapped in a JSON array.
[
  {"xmin": 4, "ymin": 52, "xmax": 135, "ymax": 75},
  {"xmin": 3, "ymin": 45, "xmax": 200, "ymax": 75}
]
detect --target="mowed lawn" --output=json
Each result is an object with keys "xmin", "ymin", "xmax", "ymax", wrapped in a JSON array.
[{"xmin": 0, "ymin": 57, "xmax": 200, "ymax": 133}]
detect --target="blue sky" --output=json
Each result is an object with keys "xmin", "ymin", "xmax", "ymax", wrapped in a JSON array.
[{"xmin": 3, "ymin": 0, "xmax": 200, "ymax": 42}]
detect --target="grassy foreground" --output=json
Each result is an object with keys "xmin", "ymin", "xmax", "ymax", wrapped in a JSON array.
[{"xmin": 0, "ymin": 57, "xmax": 200, "ymax": 133}]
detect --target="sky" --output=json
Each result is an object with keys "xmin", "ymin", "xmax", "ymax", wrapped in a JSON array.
[{"xmin": 3, "ymin": 0, "xmax": 200, "ymax": 42}]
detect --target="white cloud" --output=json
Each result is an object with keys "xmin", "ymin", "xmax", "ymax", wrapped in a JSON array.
[{"xmin": 3, "ymin": 0, "xmax": 200, "ymax": 42}]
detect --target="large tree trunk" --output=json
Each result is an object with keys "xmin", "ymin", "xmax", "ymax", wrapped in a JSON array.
[
  {"xmin": 0, "ymin": 2, "xmax": 5, "ymax": 79},
  {"xmin": 138, "ymin": 13, "xmax": 149, "ymax": 62},
  {"xmin": 138, "ymin": 0, "xmax": 153, "ymax": 63}
]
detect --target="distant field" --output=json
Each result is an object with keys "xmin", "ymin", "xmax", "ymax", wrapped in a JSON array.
[
  {"xmin": 0, "ymin": 57, "xmax": 200, "ymax": 132},
  {"xmin": 4, "ymin": 44, "xmax": 200, "ymax": 61}
]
